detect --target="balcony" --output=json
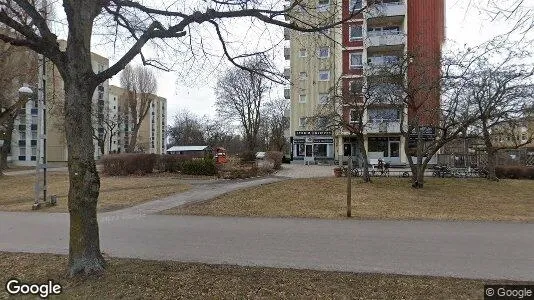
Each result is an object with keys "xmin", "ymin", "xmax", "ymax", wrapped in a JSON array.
[
  {"xmin": 284, "ymin": 47, "xmax": 290, "ymax": 60},
  {"xmin": 283, "ymin": 68, "xmax": 290, "ymax": 79},
  {"xmin": 366, "ymin": 1, "xmax": 406, "ymax": 19},
  {"xmin": 365, "ymin": 119, "xmax": 401, "ymax": 134},
  {"xmin": 284, "ymin": 28, "xmax": 290, "ymax": 40},
  {"xmin": 284, "ymin": 86, "xmax": 290, "ymax": 99},
  {"xmin": 366, "ymin": 31, "xmax": 405, "ymax": 51}
]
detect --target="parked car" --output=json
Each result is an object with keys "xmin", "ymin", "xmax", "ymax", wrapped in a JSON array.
[{"xmin": 255, "ymin": 152, "xmax": 266, "ymax": 160}]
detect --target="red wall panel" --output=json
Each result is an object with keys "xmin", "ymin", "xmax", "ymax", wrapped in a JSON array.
[{"xmin": 407, "ymin": 0, "xmax": 445, "ymax": 127}]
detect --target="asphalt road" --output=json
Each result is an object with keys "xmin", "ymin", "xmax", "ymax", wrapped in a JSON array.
[{"xmin": 1, "ymin": 211, "xmax": 532, "ymax": 281}]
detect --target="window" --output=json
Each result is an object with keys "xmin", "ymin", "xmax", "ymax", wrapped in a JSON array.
[
  {"xmin": 297, "ymin": 144, "xmax": 305, "ymax": 156},
  {"xmin": 349, "ymin": 52, "xmax": 363, "ymax": 69},
  {"xmin": 317, "ymin": 117, "xmax": 329, "ymax": 129},
  {"xmin": 299, "ymin": 117, "xmax": 307, "ymax": 127},
  {"xmin": 318, "ymin": 70, "xmax": 330, "ymax": 81},
  {"xmin": 349, "ymin": 79, "xmax": 363, "ymax": 94},
  {"xmin": 19, "ymin": 147, "xmax": 26, "ymax": 156},
  {"xmin": 368, "ymin": 137, "xmax": 389, "ymax": 157},
  {"xmin": 319, "ymin": 28, "xmax": 331, "ymax": 35},
  {"xmin": 31, "ymin": 146, "xmax": 37, "ymax": 156},
  {"xmin": 20, "ymin": 131, "xmax": 26, "ymax": 140},
  {"xmin": 31, "ymin": 131, "xmax": 37, "ymax": 140},
  {"xmin": 317, "ymin": 47, "xmax": 330, "ymax": 58},
  {"xmin": 349, "ymin": 0, "xmax": 362, "ymax": 11},
  {"xmin": 350, "ymin": 109, "xmax": 359, "ymax": 123},
  {"xmin": 317, "ymin": 0, "xmax": 330, "ymax": 11},
  {"xmin": 313, "ymin": 144, "xmax": 328, "ymax": 157},
  {"xmin": 299, "ymin": 72, "xmax": 308, "ymax": 80},
  {"xmin": 368, "ymin": 108, "xmax": 400, "ymax": 122},
  {"xmin": 319, "ymin": 93, "xmax": 330, "ymax": 104},
  {"xmin": 349, "ymin": 25, "xmax": 363, "ymax": 41},
  {"xmin": 299, "ymin": 49, "xmax": 307, "ymax": 57},
  {"xmin": 299, "ymin": 94, "xmax": 307, "ymax": 103}
]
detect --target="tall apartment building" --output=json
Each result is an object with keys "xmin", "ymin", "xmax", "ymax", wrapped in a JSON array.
[
  {"xmin": 286, "ymin": 0, "xmax": 445, "ymax": 164},
  {"xmin": 10, "ymin": 44, "xmax": 110, "ymax": 165},
  {"xmin": 109, "ymin": 85, "xmax": 167, "ymax": 154}
]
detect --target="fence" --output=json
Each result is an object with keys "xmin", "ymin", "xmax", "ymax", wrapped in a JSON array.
[{"xmin": 438, "ymin": 149, "xmax": 534, "ymax": 167}]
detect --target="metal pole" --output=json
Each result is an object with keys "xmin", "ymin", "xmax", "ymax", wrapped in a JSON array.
[{"xmin": 347, "ymin": 158, "xmax": 352, "ymax": 218}]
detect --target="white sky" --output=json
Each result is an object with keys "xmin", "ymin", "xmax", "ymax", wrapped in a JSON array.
[{"xmin": 72, "ymin": 1, "xmax": 529, "ymax": 124}]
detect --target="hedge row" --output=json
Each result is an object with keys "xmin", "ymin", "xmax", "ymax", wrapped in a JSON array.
[
  {"xmin": 101, "ymin": 154, "xmax": 158, "ymax": 176},
  {"xmin": 495, "ymin": 166, "xmax": 534, "ymax": 180},
  {"xmin": 101, "ymin": 154, "xmax": 217, "ymax": 176}
]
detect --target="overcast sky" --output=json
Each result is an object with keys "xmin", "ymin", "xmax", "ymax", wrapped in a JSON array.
[{"xmin": 92, "ymin": 0, "xmax": 525, "ymax": 125}]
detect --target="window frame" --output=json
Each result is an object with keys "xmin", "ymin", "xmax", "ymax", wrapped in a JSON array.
[
  {"xmin": 349, "ymin": 52, "xmax": 363, "ymax": 69},
  {"xmin": 317, "ymin": 46, "xmax": 330, "ymax": 59},
  {"xmin": 299, "ymin": 117, "xmax": 307, "ymax": 127},
  {"xmin": 318, "ymin": 70, "xmax": 331, "ymax": 81},
  {"xmin": 349, "ymin": 25, "xmax": 363, "ymax": 41},
  {"xmin": 299, "ymin": 94, "xmax": 307, "ymax": 103}
]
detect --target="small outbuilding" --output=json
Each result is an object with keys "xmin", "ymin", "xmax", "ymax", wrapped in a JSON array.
[{"xmin": 166, "ymin": 146, "xmax": 212, "ymax": 157}]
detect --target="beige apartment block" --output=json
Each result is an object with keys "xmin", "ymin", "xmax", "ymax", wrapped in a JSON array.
[
  {"xmin": 109, "ymin": 85, "xmax": 167, "ymax": 155},
  {"xmin": 10, "ymin": 42, "xmax": 110, "ymax": 165}
]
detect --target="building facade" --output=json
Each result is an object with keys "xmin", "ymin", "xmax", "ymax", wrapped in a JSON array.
[
  {"xmin": 10, "ymin": 45, "xmax": 110, "ymax": 165},
  {"xmin": 287, "ymin": 0, "xmax": 445, "ymax": 165},
  {"xmin": 109, "ymin": 85, "xmax": 167, "ymax": 154}
]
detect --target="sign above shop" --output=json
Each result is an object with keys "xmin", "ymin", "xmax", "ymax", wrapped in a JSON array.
[{"xmin": 295, "ymin": 131, "xmax": 332, "ymax": 136}]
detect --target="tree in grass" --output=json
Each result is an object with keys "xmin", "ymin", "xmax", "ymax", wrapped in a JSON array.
[{"xmin": 0, "ymin": 0, "xmax": 363, "ymax": 275}]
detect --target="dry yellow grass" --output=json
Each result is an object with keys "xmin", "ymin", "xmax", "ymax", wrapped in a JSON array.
[
  {"xmin": 167, "ymin": 177, "xmax": 534, "ymax": 222},
  {"xmin": 2, "ymin": 252, "xmax": 520, "ymax": 299},
  {"xmin": 0, "ymin": 174, "xmax": 190, "ymax": 212}
]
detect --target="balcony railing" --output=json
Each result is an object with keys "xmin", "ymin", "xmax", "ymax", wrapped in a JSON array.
[
  {"xmin": 366, "ymin": 119, "xmax": 401, "ymax": 133},
  {"xmin": 367, "ymin": 31, "xmax": 405, "ymax": 48},
  {"xmin": 284, "ymin": 86, "xmax": 290, "ymax": 99},
  {"xmin": 284, "ymin": 47, "xmax": 290, "ymax": 60},
  {"xmin": 366, "ymin": 1, "xmax": 405, "ymax": 19},
  {"xmin": 283, "ymin": 68, "xmax": 290, "ymax": 79}
]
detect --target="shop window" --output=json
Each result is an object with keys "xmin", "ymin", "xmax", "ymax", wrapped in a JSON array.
[{"xmin": 313, "ymin": 144, "xmax": 328, "ymax": 157}]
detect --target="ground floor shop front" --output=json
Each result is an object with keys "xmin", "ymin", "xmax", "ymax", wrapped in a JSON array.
[{"xmin": 290, "ymin": 131, "xmax": 409, "ymax": 166}]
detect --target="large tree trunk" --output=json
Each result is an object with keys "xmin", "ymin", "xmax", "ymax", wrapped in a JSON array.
[
  {"xmin": 486, "ymin": 148, "xmax": 498, "ymax": 181},
  {"xmin": 62, "ymin": 4, "xmax": 106, "ymax": 274},
  {"xmin": 410, "ymin": 144, "xmax": 425, "ymax": 189},
  {"xmin": 64, "ymin": 79, "xmax": 105, "ymax": 276},
  {"xmin": 126, "ymin": 122, "xmax": 142, "ymax": 153},
  {"xmin": 356, "ymin": 136, "xmax": 371, "ymax": 183}
]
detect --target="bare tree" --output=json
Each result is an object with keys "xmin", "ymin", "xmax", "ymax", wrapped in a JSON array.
[
  {"xmin": 167, "ymin": 110, "xmax": 206, "ymax": 146},
  {"xmin": 371, "ymin": 48, "xmax": 480, "ymax": 188},
  {"xmin": 92, "ymin": 103, "xmax": 120, "ymax": 156},
  {"xmin": 215, "ymin": 55, "xmax": 272, "ymax": 152},
  {"xmin": 120, "ymin": 64, "xmax": 157, "ymax": 153},
  {"xmin": 0, "ymin": 0, "xmax": 362, "ymax": 275},
  {"xmin": 262, "ymin": 98, "xmax": 289, "ymax": 152},
  {"xmin": 462, "ymin": 43, "xmax": 534, "ymax": 180}
]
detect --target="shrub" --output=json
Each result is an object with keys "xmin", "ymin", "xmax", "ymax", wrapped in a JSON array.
[
  {"xmin": 181, "ymin": 158, "xmax": 217, "ymax": 176},
  {"xmin": 240, "ymin": 151, "xmax": 256, "ymax": 163},
  {"xmin": 495, "ymin": 166, "xmax": 534, "ymax": 179},
  {"xmin": 266, "ymin": 151, "xmax": 283, "ymax": 170},
  {"xmin": 101, "ymin": 153, "xmax": 157, "ymax": 176},
  {"xmin": 156, "ymin": 155, "xmax": 187, "ymax": 173}
]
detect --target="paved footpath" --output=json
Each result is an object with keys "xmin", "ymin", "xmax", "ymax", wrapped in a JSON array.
[{"xmin": 0, "ymin": 173, "xmax": 533, "ymax": 281}]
